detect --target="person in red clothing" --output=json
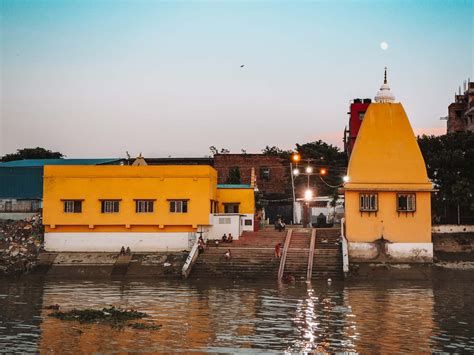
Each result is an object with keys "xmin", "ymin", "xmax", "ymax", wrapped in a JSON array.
[{"xmin": 274, "ymin": 242, "xmax": 282, "ymax": 258}]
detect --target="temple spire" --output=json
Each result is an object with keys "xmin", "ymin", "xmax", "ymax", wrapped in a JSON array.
[{"xmin": 375, "ymin": 67, "xmax": 395, "ymax": 103}]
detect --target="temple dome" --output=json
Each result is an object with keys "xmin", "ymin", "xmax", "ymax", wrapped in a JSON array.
[
  {"xmin": 374, "ymin": 67, "xmax": 396, "ymax": 103},
  {"xmin": 345, "ymin": 103, "xmax": 432, "ymax": 191}
]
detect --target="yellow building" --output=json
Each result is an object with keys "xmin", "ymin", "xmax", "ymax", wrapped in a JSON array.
[
  {"xmin": 344, "ymin": 69, "xmax": 433, "ymax": 263},
  {"xmin": 43, "ymin": 165, "xmax": 255, "ymax": 252}
]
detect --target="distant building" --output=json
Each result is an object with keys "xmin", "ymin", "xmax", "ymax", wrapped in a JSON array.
[
  {"xmin": 447, "ymin": 80, "xmax": 474, "ymax": 133},
  {"xmin": 344, "ymin": 69, "xmax": 433, "ymax": 263},
  {"xmin": 42, "ymin": 165, "xmax": 255, "ymax": 252},
  {"xmin": 0, "ymin": 159, "xmax": 124, "ymax": 220},
  {"xmin": 213, "ymin": 154, "xmax": 293, "ymax": 223},
  {"xmin": 132, "ymin": 157, "xmax": 214, "ymax": 166},
  {"xmin": 343, "ymin": 98, "xmax": 371, "ymax": 157}
]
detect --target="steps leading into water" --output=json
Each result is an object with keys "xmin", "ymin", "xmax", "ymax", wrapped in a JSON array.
[
  {"xmin": 190, "ymin": 227, "xmax": 344, "ymax": 280},
  {"xmin": 282, "ymin": 229, "xmax": 312, "ymax": 280},
  {"xmin": 191, "ymin": 229, "xmax": 286, "ymax": 279},
  {"xmin": 312, "ymin": 228, "xmax": 343, "ymax": 280}
]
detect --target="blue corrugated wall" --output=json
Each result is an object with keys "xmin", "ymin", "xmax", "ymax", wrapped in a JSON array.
[{"xmin": 0, "ymin": 167, "xmax": 43, "ymax": 199}]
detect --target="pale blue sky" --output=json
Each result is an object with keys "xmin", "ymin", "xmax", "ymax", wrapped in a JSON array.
[{"xmin": 1, "ymin": 0, "xmax": 472, "ymax": 158}]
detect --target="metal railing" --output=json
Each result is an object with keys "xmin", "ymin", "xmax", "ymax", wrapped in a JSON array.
[
  {"xmin": 278, "ymin": 229, "xmax": 293, "ymax": 280},
  {"xmin": 340, "ymin": 218, "xmax": 349, "ymax": 276},
  {"xmin": 306, "ymin": 229, "xmax": 316, "ymax": 280},
  {"xmin": 182, "ymin": 240, "xmax": 200, "ymax": 279}
]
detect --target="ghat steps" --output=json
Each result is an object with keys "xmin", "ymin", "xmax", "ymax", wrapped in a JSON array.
[{"xmin": 190, "ymin": 227, "xmax": 343, "ymax": 280}]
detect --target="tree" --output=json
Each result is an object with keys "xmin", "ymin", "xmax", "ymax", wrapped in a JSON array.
[
  {"xmin": 261, "ymin": 145, "xmax": 292, "ymax": 158},
  {"xmin": 418, "ymin": 132, "xmax": 473, "ymax": 224},
  {"xmin": 294, "ymin": 140, "xmax": 348, "ymax": 196},
  {"xmin": 1, "ymin": 147, "xmax": 64, "ymax": 162},
  {"xmin": 209, "ymin": 146, "xmax": 230, "ymax": 156}
]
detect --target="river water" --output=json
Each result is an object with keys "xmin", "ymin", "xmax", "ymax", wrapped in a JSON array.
[{"xmin": 1, "ymin": 276, "xmax": 473, "ymax": 353}]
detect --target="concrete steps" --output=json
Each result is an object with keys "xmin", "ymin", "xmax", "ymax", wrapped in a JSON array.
[
  {"xmin": 283, "ymin": 230, "xmax": 312, "ymax": 279},
  {"xmin": 312, "ymin": 228, "xmax": 343, "ymax": 280},
  {"xmin": 190, "ymin": 227, "xmax": 344, "ymax": 280},
  {"xmin": 191, "ymin": 231, "xmax": 284, "ymax": 279}
]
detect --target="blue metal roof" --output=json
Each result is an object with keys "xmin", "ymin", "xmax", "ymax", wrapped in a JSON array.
[
  {"xmin": 0, "ymin": 159, "xmax": 122, "ymax": 167},
  {"xmin": 0, "ymin": 167, "xmax": 43, "ymax": 199},
  {"xmin": 217, "ymin": 184, "xmax": 253, "ymax": 189}
]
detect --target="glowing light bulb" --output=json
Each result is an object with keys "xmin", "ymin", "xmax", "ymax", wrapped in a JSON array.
[
  {"xmin": 306, "ymin": 166, "xmax": 313, "ymax": 174},
  {"xmin": 343, "ymin": 175, "xmax": 350, "ymax": 183},
  {"xmin": 293, "ymin": 168, "xmax": 300, "ymax": 176},
  {"xmin": 304, "ymin": 189, "xmax": 313, "ymax": 201}
]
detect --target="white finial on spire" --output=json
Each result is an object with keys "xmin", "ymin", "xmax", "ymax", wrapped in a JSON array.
[{"xmin": 375, "ymin": 67, "xmax": 395, "ymax": 103}]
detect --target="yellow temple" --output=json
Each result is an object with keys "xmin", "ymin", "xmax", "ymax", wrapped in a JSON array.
[{"xmin": 344, "ymin": 69, "xmax": 433, "ymax": 263}]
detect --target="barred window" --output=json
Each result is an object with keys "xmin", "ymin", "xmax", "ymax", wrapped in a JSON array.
[
  {"xmin": 170, "ymin": 200, "xmax": 188, "ymax": 213},
  {"xmin": 397, "ymin": 193, "xmax": 416, "ymax": 212},
  {"xmin": 359, "ymin": 193, "xmax": 378, "ymax": 212},
  {"xmin": 260, "ymin": 167, "xmax": 270, "ymax": 181},
  {"xmin": 101, "ymin": 200, "xmax": 120, "ymax": 213},
  {"xmin": 136, "ymin": 200, "xmax": 154, "ymax": 213},
  {"xmin": 219, "ymin": 218, "xmax": 231, "ymax": 224},
  {"xmin": 64, "ymin": 200, "xmax": 82, "ymax": 213},
  {"xmin": 244, "ymin": 219, "xmax": 253, "ymax": 226}
]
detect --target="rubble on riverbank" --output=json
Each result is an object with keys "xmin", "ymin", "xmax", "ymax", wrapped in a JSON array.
[{"xmin": 0, "ymin": 215, "xmax": 44, "ymax": 276}]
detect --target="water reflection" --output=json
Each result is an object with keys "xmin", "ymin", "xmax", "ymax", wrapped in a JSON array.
[{"xmin": 0, "ymin": 277, "xmax": 473, "ymax": 352}]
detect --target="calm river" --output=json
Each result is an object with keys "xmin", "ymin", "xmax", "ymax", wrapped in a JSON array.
[{"xmin": 1, "ymin": 276, "xmax": 473, "ymax": 353}]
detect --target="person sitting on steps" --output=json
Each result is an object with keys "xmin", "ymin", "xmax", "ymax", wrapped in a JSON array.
[
  {"xmin": 227, "ymin": 233, "xmax": 233, "ymax": 243},
  {"xmin": 221, "ymin": 233, "xmax": 228, "ymax": 242},
  {"xmin": 275, "ymin": 217, "xmax": 286, "ymax": 232}
]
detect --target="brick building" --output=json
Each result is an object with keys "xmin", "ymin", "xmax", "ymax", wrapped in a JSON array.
[
  {"xmin": 213, "ymin": 154, "xmax": 293, "ymax": 222},
  {"xmin": 447, "ymin": 80, "xmax": 474, "ymax": 133}
]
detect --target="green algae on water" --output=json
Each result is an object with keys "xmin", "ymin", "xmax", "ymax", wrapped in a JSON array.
[{"xmin": 48, "ymin": 306, "xmax": 159, "ymax": 329}]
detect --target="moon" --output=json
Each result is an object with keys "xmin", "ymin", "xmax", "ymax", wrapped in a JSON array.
[{"xmin": 380, "ymin": 41, "xmax": 389, "ymax": 50}]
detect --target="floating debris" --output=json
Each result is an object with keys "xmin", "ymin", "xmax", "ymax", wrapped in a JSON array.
[{"xmin": 48, "ymin": 306, "xmax": 161, "ymax": 329}]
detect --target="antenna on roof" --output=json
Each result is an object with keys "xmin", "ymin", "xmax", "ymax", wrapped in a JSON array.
[{"xmin": 459, "ymin": 86, "xmax": 461, "ymax": 95}]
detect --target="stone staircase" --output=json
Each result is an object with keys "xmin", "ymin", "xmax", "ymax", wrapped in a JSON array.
[
  {"xmin": 189, "ymin": 227, "xmax": 343, "ymax": 280},
  {"xmin": 282, "ymin": 229, "xmax": 312, "ymax": 280},
  {"xmin": 312, "ymin": 228, "xmax": 343, "ymax": 280},
  {"xmin": 190, "ymin": 229, "xmax": 286, "ymax": 279}
]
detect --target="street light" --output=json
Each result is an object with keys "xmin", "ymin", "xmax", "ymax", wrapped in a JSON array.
[
  {"xmin": 292, "ymin": 152, "xmax": 301, "ymax": 163},
  {"xmin": 343, "ymin": 175, "xmax": 350, "ymax": 183},
  {"xmin": 304, "ymin": 189, "xmax": 313, "ymax": 201},
  {"xmin": 305, "ymin": 166, "xmax": 313, "ymax": 174},
  {"xmin": 293, "ymin": 168, "xmax": 300, "ymax": 176},
  {"xmin": 320, "ymin": 168, "xmax": 327, "ymax": 175}
]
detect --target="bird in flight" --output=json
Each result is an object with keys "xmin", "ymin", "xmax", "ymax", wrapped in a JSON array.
[{"xmin": 240, "ymin": 64, "xmax": 245, "ymax": 68}]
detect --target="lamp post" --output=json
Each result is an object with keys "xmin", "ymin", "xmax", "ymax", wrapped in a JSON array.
[
  {"xmin": 290, "ymin": 154, "xmax": 329, "ymax": 227},
  {"xmin": 290, "ymin": 153, "xmax": 300, "ymax": 224}
]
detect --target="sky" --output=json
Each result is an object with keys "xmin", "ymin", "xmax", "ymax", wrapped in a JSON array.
[{"xmin": 0, "ymin": 0, "xmax": 473, "ymax": 158}]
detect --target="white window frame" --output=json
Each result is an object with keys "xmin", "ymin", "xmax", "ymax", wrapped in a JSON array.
[
  {"xmin": 101, "ymin": 200, "xmax": 120, "ymax": 213},
  {"xmin": 64, "ymin": 200, "xmax": 82, "ymax": 213},
  {"xmin": 136, "ymin": 200, "xmax": 154, "ymax": 213},
  {"xmin": 219, "ymin": 217, "xmax": 231, "ymax": 224},
  {"xmin": 397, "ymin": 193, "xmax": 416, "ymax": 212},
  {"xmin": 359, "ymin": 193, "xmax": 378, "ymax": 212},
  {"xmin": 170, "ymin": 200, "xmax": 188, "ymax": 213}
]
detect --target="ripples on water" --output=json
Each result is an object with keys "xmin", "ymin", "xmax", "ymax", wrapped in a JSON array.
[{"xmin": 0, "ymin": 277, "xmax": 473, "ymax": 353}]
